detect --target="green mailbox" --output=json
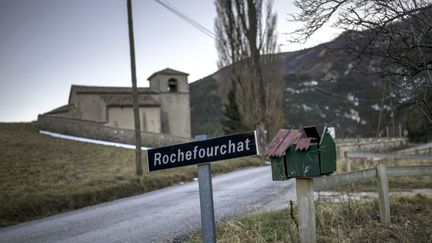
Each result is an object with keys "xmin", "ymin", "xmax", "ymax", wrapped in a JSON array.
[{"xmin": 265, "ymin": 126, "xmax": 336, "ymax": 181}]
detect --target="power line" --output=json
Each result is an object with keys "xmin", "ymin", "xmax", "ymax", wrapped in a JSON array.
[
  {"xmin": 153, "ymin": 0, "xmax": 216, "ymax": 40},
  {"xmin": 156, "ymin": 0, "xmax": 215, "ymax": 39}
]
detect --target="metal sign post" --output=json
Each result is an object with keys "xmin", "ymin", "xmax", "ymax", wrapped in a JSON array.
[
  {"xmin": 196, "ymin": 135, "xmax": 216, "ymax": 243},
  {"xmin": 146, "ymin": 132, "xmax": 258, "ymax": 242}
]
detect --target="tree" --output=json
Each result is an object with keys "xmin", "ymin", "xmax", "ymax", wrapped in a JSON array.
[
  {"xmin": 290, "ymin": 0, "xmax": 432, "ymax": 124},
  {"xmin": 215, "ymin": 0, "xmax": 285, "ymax": 155},
  {"xmin": 221, "ymin": 86, "xmax": 249, "ymax": 134}
]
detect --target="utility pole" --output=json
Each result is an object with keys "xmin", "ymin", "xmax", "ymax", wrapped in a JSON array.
[{"xmin": 127, "ymin": 0, "xmax": 143, "ymax": 176}]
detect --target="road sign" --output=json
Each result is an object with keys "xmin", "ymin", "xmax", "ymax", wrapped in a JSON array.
[{"xmin": 147, "ymin": 131, "xmax": 258, "ymax": 172}]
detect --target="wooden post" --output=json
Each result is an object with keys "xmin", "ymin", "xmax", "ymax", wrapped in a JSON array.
[
  {"xmin": 345, "ymin": 152, "xmax": 351, "ymax": 172},
  {"xmin": 393, "ymin": 152, "xmax": 399, "ymax": 167},
  {"xmin": 127, "ymin": 0, "xmax": 142, "ymax": 176},
  {"xmin": 398, "ymin": 124, "xmax": 402, "ymax": 137},
  {"xmin": 376, "ymin": 164, "xmax": 390, "ymax": 224},
  {"xmin": 296, "ymin": 178, "xmax": 316, "ymax": 243}
]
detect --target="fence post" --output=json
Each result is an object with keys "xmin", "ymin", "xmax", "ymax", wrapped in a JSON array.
[
  {"xmin": 296, "ymin": 178, "xmax": 317, "ymax": 243},
  {"xmin": 376, "ymin": 164, "xmax": 390, "ymax": 224},
  {"xmin": 398, "ymin": 124, "xmax": 402, "ymax": 137},
  {"xmin": 345, "ymin": 152, "xmax": 351, "ymax": 172},
  {"xmin": 393, "ymin": 152, "xmax": 399, "ymax": 167}
]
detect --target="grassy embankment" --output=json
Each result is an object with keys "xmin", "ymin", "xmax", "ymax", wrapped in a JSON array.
[
  {"xmin": 0, "ymin": 122, "xmax": 263, "ymax": 227},
  {"xmin": 188, "ymin": 194, "xmax": 432, "ymax": 242}
]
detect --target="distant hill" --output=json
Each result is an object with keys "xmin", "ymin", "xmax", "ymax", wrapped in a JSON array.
[{"xmin": 190, "ymin": 33, "xmax": 430, "ymax": 140}]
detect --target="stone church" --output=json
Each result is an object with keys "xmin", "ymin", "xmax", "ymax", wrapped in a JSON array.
[{"xmin": 39, "ymin": 68, "xmax": 191, "ymax": 138}]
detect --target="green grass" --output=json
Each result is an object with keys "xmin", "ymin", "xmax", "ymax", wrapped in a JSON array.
[
  {"xmin": 0, "ymin": 122, "xmax": 263, "ymax": 227},
  {"xmin": 187, "ymin": 194, "xmax": 432, "ymax": 242}
]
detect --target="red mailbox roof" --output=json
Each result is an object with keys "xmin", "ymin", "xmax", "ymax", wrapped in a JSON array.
[{"xmin": 265, "ymin": 128, "xmax": 312, "ymax": 158}]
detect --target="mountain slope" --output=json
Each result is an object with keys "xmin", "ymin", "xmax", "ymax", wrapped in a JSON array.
[{"xmin": 190, "ymin": 34, "xmax": 424, "ymax": 139}]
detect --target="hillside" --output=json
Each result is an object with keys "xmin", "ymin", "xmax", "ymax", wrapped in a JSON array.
[
  {"xmin": 190, "ymin": 74, "xmax": 224, "ymax": 137},
  {"xmin": 0, "ymin": 122, "xmax": 262, "ymax": 227},
  {"xmin": 190, "ymin": 34, "xmax": 430, "ymax": 140}
]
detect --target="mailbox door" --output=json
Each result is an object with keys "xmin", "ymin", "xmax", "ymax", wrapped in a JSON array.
[
  {"xmin": 271, "ymin": 157, "xmax": 288, "ymax": 181},
  {"xmin": 320, "ymin": 132, "xmax": 337, "ymax": 175},
  {"xmin": 285, "ymin": 145, "xmax": 320, "ymax": 178}
]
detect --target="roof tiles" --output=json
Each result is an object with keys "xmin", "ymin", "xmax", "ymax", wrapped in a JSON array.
[{"xmin": 265, "ymin": 128, "xmax": 313, "ymax": 157}]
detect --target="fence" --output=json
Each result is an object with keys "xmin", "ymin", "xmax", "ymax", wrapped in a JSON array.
[
  {"xmin": 344, "ymin": 151, "xmax": 432, "ymax": 171},
  {"xmin": 397, "ymin": 143, "xmax": 432, "ymax": 155},
  {"xmin": 335, "ymin": 137, "xmax": 407, "ymax": 158},
  {"xmin": 313, "ymin": 165, "xmax": 432, "ymax": 223},
  {"xmin": 294, "ymin": 164, "xmax": 432, "ymax": 242}
]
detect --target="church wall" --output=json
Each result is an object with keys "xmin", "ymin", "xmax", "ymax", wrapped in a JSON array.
[
  {"xmin": 159, "ymin": 93, "xmax": 191, "ymax": 137},
  {"xmin": 74, "ymin": 94, "xmax": 106, "ymax": 122},
  {"xmin": 107, "ymin": 106, "xmax": 161, "ymax": 133}
]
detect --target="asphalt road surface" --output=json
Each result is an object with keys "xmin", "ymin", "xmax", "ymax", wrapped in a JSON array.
[{"xmin": 0, "ymin": 165, "xmax": 296, "ymax": 242}]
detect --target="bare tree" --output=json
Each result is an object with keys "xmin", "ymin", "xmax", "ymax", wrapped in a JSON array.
[
  {"xmin": 215, "ymin": 0, "xmax": 284, "ymax": 155},
  {"xmin": 290, "ymin": 0, "xmax": 432, "ymax": 124}
]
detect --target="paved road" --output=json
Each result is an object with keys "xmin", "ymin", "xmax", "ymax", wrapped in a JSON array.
[{"xmin": 0, "ymin": 166, "xmax": 296, "ymax": 242}]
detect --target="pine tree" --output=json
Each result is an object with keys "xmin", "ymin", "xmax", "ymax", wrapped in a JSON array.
[{"xmin": 221, "ymin": 88, "xmax": 248, "ymax": 134}]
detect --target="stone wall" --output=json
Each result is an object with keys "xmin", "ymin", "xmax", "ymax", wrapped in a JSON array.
[
  {"xmin": 38, "ymin": 115, "xmax": 407, "ymax": 154},
  {"xmin": 38, "ymin": 115, "xmax": 192, "ymax": 148},
  {"xmin": 334, "ymin": 137, "xmax": 408, "ymax": 158}
]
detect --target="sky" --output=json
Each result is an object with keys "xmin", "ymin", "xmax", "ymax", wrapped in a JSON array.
[{"xmin": 0, "ymin": 0, "xmax": 340, "ymax": 122}]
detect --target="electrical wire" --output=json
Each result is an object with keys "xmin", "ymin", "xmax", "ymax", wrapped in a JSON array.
[{"xmin": 153, "ymin": 0, "xmax": 216, "ymax": 40}]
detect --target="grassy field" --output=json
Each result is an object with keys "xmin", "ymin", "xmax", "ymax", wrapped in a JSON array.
[
  {"xmin": 187, "ymin": 194, "xmax": 432, "ymax": 242},
  {"xmin": 0, "ymin": 122, "xmax": 263, "ymax": 227}
]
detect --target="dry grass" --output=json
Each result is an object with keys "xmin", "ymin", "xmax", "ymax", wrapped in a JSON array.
[
  {"xmin": 187, "ymin": 194, "xmax": 432, "ymax": 242},
  {"xmin": 0, "ymin": 122, "xmax": 263, "ymax": 227}
]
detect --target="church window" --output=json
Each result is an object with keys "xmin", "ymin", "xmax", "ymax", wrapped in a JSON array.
[{"xmin": 168, "ymin": 78, "xmax": 178, "ymax": 92}]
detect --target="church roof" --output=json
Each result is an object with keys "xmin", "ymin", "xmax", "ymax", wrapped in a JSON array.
[
  {"xmin": 44, "ymin": 104, "xmax": 75, "ymax": 115},
  {"xmin": 147, "ymin": 68, "xmax": 189, "ymax": 81},
  {"xmin": 68, "ymin": 85, "xmax": 160, "ymax": 106},
  {"xmin": 71, "ymin": 85, "xmax": 157, "ymax": 95}
]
